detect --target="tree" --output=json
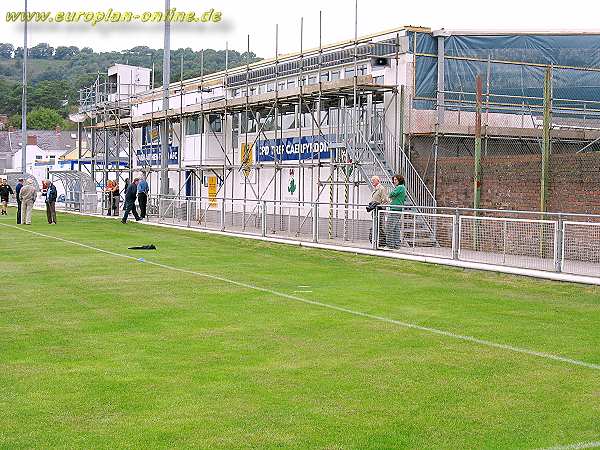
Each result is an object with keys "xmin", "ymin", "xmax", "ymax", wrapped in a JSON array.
[
  {"xmin": 9, "ymin": 113, "xmax": 21, "ymax": 129},
  {"xmin": 54, "ymin": 46, "xmax": 76, "ymax": 60},
  {"xmin": 29, "ymin": 43, "xmax": 54, "ymax": 59},
  {"xmin": 29, "ymin": 80, "xmax": 69, "ymax": 111},
  {"xmin": 0, "ymin": 43, "xmax": 14, "ymax": 59},
  {"xmin": 25, "ymin": 107, "xmax": 65, "ymax": 130},
  {"xmin": 68, "ymin": 46, "xmax": 80, "ymax": 58},
  {"xmin": 0, "ymin": 79, "xmax": 21, "ymax": 116}
]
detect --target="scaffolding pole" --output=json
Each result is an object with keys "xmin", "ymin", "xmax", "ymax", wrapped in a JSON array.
[
  {"xmin": 541, "ymin": 66, "xmax": 552, "ymax": 216},
  {"xmin": 474, "ymin": 74, "xmax": 483, "ymax": 211}
]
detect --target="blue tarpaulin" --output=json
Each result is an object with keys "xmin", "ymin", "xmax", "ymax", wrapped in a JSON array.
[{"xmin": 407, "ymin": 31, "xmax": 600, "ymax": 105}]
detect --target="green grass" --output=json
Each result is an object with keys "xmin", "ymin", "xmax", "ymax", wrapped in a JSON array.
[{"xmin": 1, "ymin": 208, "xmax": 599, "ymax": 449}]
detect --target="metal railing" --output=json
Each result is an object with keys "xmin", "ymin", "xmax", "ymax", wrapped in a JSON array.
[
  {"xmin": 143, "ymin": 195, "xmax": 600, "ymax": 280},
  {"xmin": 343, "ymin": 108, "xmax": 436, "ymax": 210}
]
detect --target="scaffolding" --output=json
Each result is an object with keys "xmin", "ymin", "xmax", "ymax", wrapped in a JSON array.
[
  {"xmin": 78, "ymin": 19, "xmax": 436, "ymax": 230},
  {"xmin": 78, "ymin": 20, "xmax": 600, "ymax": 222}
]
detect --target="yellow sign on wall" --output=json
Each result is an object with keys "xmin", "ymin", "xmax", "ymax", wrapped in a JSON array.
[
  {"xmin": 208, "ymin": 176, "xmax": 217, "ymax": 208},
  {"xmin": 240, "ymin": 143, "xmax": 253, "ymax": 178}
]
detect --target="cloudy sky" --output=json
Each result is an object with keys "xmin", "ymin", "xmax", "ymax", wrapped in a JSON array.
[{"xmin": 1, "ymin": 0, "xmax": 599, "ymax": 57}]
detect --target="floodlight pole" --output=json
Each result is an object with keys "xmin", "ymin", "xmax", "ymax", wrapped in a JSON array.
[
  {"xmin": 21, "ymin": 0, "xmax": 28, "ymax": 173},
  {"xmin": 160, "ymin": 0, "xmax": 171, "ymax": 196}
]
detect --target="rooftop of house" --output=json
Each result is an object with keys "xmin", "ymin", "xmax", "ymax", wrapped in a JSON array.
[{"xmin": 0, "ymin": 129, "xmax": 88, "ymax": 156}]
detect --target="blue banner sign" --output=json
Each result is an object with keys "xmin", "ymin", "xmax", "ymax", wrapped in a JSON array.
[
  {"xmin": 136, "ymin": 144, "xmax": 179, "ymax": 166},
  {"xmin": 255, "ymin": 135, "xmax": 333, "ymax": 162}
]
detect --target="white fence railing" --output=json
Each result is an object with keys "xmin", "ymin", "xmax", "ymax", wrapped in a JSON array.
[
  {"xmin": 122, "ymin": 195, "xmax": 600, "ymax": 280},
  {"xmin": 459, "ymin": 216, "xmax": 558, "ymax": 272},
  {"xmin": 561, "ymin": 221, "xmax": 600, "ymax": 277}
]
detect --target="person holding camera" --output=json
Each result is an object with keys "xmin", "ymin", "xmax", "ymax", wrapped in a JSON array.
[
  {"xmin": 366, "ymin": 176, "xmax": 388, "ymax": 246},
  {"xmin": 387, "ymin": 174, "xmax": 407, "ymax": 249}
]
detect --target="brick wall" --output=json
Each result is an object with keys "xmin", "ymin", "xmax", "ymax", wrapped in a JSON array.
[{"xmin": 412, "ymin": 153, "xmax": 600, "ymax": 214}]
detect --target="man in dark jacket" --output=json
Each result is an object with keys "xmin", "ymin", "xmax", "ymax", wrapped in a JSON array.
[
  {"xmin": 0, "ymin": 179, "xmax": 14, "ymax": 215},
  {"xmin": 45, "ymin": 180, "xmax": 58, "ymax": 224},
  {"xmin": 122, "ymin": 177, "xmax": 141, "ymax": 223},
  {"xmin": 15, "ymin": 177, "xmax": 23, "ymax": 224},
  {"xmin": 137, "ymin": 175, "xmax": 149, "ymax": 220}
]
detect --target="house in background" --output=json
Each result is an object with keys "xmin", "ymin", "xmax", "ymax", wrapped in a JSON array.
[{"xmin": 0, "ymin": 127, "xmax": 89, "ymax": 198}]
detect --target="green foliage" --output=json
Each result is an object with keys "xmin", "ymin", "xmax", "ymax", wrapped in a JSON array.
[
  {"xmin": 29, "ymin": 43, "xmax": 54, "ymax": 59},
  {"xmin": 0, "ymin": 43, "xmax": 14, "ymax": 59},
  {"xmin": 0, "ymin": 78, "xmax": 21, "ymax": 115},
  {"xmin": 9, "ymin": 107, "xmax": 65, "ymax": 130},
  {"xmin": 8, "ymin": 113, "xmax": 21, "ymax": 128}
]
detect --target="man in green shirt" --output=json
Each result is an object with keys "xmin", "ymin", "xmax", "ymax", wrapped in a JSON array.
[{"xmin": 387, "ymin": 174, "xmax": 406, "ymax": 249}]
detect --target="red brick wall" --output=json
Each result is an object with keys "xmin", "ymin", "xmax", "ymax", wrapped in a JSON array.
[{"xmin": 412, "ymin": 153, "xmax": 600, "ymax": 214}]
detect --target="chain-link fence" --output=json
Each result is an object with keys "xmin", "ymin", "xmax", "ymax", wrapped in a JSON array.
[
  {"xmin": 143, "ymin": 196, "xmax": 600, "ymax": 280},
  {"xmin": 405, "ymin": 62, "xmax": 600, "ymax": 214}
]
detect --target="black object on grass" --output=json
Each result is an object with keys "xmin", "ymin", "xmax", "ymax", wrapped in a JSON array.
[{"xmin": 128, "ymin": 244, "xmax": 157, "ymax": 250}]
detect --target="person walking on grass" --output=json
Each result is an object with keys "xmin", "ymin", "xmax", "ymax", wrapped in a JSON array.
[
  {"xmin": 122, "ymin": 177, "xmax": 141, "ymax": 223},
  {"xmin": 387, "ymin": 174, "xmax": 407, "ymax": 249},
  {"xmin": 15, "ymin": 177, "xmax": 23, "ymax": 224},
  {"xmin": 0, "ymin": 179, "xmax": 14, "ymax": 216},
  {"xmin": 137, "ymin": 175, "xmax": 149, "ymax": 220},
  {"xmin": 19, "ymin": 179, "xmax": 36, "ymax": 225},
  {"xmin": 44, "ymin": 179, "xmax": 57, "ymax": 224}
]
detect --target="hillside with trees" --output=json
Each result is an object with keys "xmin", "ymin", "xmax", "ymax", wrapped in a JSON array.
[{"xmin": 0, "ymin": 43, "xmax": 260, "ymax": 130}]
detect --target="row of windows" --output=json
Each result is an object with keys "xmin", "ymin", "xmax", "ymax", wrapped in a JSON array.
[
  {"xmin": 185, "ymin": 114, "xmax": 222, "ymax": 136},
  {"xmin": 183, "ymin": 108, "xmax": 342, "ymax": 137},
  {"xmin": 230, "ymin": 65, "xmax": 369, "ymax": 99},
  {"xmin": 227, "ymin": 42, "xmax": 394, "ymax": 87}
]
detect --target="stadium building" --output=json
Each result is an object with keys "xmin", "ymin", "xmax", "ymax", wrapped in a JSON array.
[{"xmin": 58, "ymin": 26, "xmax": 600, "ymax": 222}]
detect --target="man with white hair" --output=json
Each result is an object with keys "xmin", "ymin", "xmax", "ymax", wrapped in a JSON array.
[
  {"xmin": 369, "ymin": 175, "xmax": 389, "ymax": 247},
  {"xmin": 370, "ymin": 176, "xmax": 388, "ymax": 205},
  {"xmin": 19, "ymin": 179, "xmax": 37, "ymax": 225}
]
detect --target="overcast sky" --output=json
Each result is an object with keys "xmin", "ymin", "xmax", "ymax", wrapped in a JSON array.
[{"xmin": 1, "ymin": 0, "xmax": 599, "ymax": 57}]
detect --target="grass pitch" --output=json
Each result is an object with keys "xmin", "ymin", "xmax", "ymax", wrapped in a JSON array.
[{"xmin": 1, "ymin": 209, "xmax": 599, "ymax": 449}]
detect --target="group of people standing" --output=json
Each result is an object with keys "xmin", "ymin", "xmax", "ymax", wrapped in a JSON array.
[
  {"xmin": 0, "ymin": 174, "xmax": 151, "ymax": 226},
  {"xmin": 121, "ymin": 176, "xmax": 149, "ymax": 224},
  {"xmin": 369, "ymin": 174, "xmax": 407, "ymax": 249},
  {"xmin": 104, "ymin": 176, "xmax": 150, "ymax": 223},
  {"xmin": 0, "ymin": 177, "xmax": 57, "ymax": 225}
]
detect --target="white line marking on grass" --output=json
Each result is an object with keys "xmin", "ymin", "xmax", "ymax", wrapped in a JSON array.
[
  {"xmin": 293, "ymin": 290, "xmax": 313, "ymax": 293},
  {"xmin": 3, "ymin": 222, "xmax": 600, "ymax": 372},
  {"xmin": 540, "ymin": 441, "xmax": 600, "ymax": 450}
]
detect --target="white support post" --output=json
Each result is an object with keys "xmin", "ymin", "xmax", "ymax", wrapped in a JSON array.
[
  {"xmin": 452, "ymin": 212, "xmax": 459, "ymax": 260},
  {"xmin": 262, "ymin": 200, "xmax": 267, "ymax": 237},
  {"xmin": 312, "ymin": 202, "xmax": 319, "ymax": 243},
  {"xmin": 554, "ymin": 215, "xmax": 563, "ymax": 273},
  {"xmin": 372, "ymin": 209, "xmax": 379, "ymax": 250},
  {"xmin": 457, "ymin": 216, "xmax": 463, "ymax": 261},
  {"xmin": 186, "ymin": 199, "xmax": 191, "ymax": 228},
  {"xmin": 220, "ymin": 199, "xmax": 225, "ymax": 231},
  {"xmin": 158, "ymin": 195, "xmax": 162, "ymax": 223}
]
